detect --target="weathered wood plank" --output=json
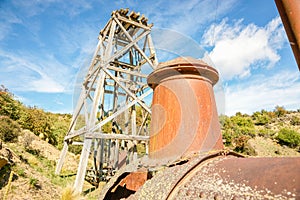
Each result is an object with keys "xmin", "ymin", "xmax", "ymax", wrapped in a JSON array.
[
  {"xmin": 55, "ymin": 142, "xmax": 69, "ymax": 174},
  {"xmin": 85, "ymin": 132, "xmax": 149, "ymax": 141},
  {"xmin": 116, "ymin": 14, "xmax": 151, "ymax": 30},
  {"xmin": 65, "ymin": 127, "xmax": 86, "ymax": 140},
  {"xmin": 73, "ymin": 138, "xmax": 92, "ymax": 193},
  {"xmin": 108, "ymin": 65, "xmax": 148, "ymax": 78}
]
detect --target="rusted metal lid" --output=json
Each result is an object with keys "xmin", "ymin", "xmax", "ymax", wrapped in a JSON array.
[{"xmin": 147, "ymin": 57, "xmax": 219, "ymax": 88}]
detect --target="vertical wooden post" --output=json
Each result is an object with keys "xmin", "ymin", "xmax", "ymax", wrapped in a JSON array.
[
  {"xmin": 74, "ymin": 138, "xmax": 92, "ymax": 192},
  {"xmin": 147, "ymin": 34, "xmax": 158, "ymax": 68},
  {"xmin": 55, "ymin": 142, "xmax": 68, "ymax": 174},
  {"xmin": 131, "ymin": 106, "xmax": 137, "ymax": 136},
  {"xmin": 93, "ymin": 139, "xmax": 98, "ymax": 171},
  {"xmin": 114, "ymin": 139, "xmax": 119, "ymax": 169},
  {"xmin": 108, "ymin": 139, "xmax": 113, "ymax": 167},
  {"xmin": 99, "ymin": 139, "xmax": 104, "ymax": 172}
]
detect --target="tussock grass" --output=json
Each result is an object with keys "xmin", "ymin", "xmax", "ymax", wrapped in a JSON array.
[{"xmin": 61, "ymin": 186, "xmax": 82, "ymax": 200}]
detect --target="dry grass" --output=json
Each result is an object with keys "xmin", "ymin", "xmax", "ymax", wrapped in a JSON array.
[
  {"xmin": 248, "ymin": 136, "xmax": 300, "ymax": 157},
  {"xmin": 61, "ymin": 186, "xmax": 82, "ymax": 200}
]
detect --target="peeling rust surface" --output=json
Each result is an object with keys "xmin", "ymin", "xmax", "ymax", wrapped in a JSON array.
[
  {"xmin": 98, "ymin": 161, "xmax": 140, "ymax": 200},
  {"xmin": 169, "ymin": 156, "xmax": 300, "ymax": 199},
  {"xmin": 129, "ymin": 153, "xmax": 300, "ymax": 200},
  {"xmin": 128, "ymin": 155, "xmax": 206, "ymax": 200},
  {"xmin": 119, "ymin": 171, "xmax": 149, "ymax": 191},
  {"xmin": 213, "ymin": 157, "xmax": 300, "ymax": 198},
  {"xmin": 128, "ymin": 151, "xmax": 236, "ymax": 200}
]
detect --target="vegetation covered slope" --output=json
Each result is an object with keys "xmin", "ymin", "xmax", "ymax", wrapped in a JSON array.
[
  {"xmin": 0, "ymin": 89, "xmax": 100, "ymax": 199},
  {"xmin": 0, "ymin": 89, "xmax": 71, "ymax": 150},
  {"xmin": 220, "ymin": 106, "xmax": 300, "ymax": 156}
]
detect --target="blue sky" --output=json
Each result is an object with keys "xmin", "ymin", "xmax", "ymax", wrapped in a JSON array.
[{"xmin": 0, "ymin": 0, "xmax": 299, "ymax": 115}]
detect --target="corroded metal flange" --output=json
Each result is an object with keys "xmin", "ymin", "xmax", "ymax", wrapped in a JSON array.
[{"xmin": 148, "ymin": 57, "xmax": 219, "ymax": 88}]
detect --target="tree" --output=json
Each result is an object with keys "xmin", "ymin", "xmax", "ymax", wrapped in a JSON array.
[{"xmin": 274, "ymin": 105, "xmax": 287, "ymax": 117}]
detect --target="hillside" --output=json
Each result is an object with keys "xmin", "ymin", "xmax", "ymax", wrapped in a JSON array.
[
  {"xmin": 0, "ymin": 90, "xmax": 100, "ymax": 199},
  {"xmin": 0, "ymin": 89, "xmax": 300, "ymax": 199},
  {"xmin": 220, "ymin": 107, "xmax": 300, "ymax": 156},
  {"xmin": 0, "ymin": 130, "xmax": 77, "ymax": 199}
]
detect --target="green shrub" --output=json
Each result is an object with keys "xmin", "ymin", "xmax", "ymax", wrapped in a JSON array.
[
  {"xmin": 290, "ymin": 116, "xmax": 300, "ymax": 126},
  {"xmin": 231, "ymin": 115, "xmax": 256, "ymax": 137},
  {"xmin": 232, "ymin": 135, "xmax": 251, "ymax": 153},
  {"xmin": 29, "ymin": 177, "xmax": 39, "ymax": 188},
  {"xmin": 16, "ymin": 168, "xmax": 26, "ymax": 177},
  {"xmin": 68, "ymin": 144, "xmax": 82, "ymax": 155},
  {"xmin": 50, "ymin": 115, "xmax": 70, "ymax": 149},
  {"xmin": 220, "ymin": 114, "xmax": 256, "ymax": 149},
  {"xmin": 0, "ymin": 116, "xmax": 21, "ymax": 142},
  {"xmin": 0, "ymin": 92, "xmax": 22, "ymax": 120},
  {"xmin": 276, "ymin": 128, "xmax": 300, "ymax": 148},
  {"xmin": 257, "ymin": 128, "xmax": 275, "ymax": 137},
  {"xmin": 18, "ymin": 107, "xmax": 51, "ymax": 137},
  {"xmin": 252, "ymin": 111, "xmax": 270, "ymax": 125}
]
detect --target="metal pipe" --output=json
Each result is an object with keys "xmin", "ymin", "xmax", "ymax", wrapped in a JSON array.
[
  {"xmin": 275, "ymin": 0, "xmax": 300, "ymax": 70},
  {"xmin": 147, "ymin": 57, "xmax": 224, "ymax": 161}
]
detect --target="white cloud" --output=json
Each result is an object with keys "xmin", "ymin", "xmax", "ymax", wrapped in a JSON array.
[
  {"xmin": 0, "ymin": 8, "xmax": 22, "ymax": 40},
  {"xmin": 56, "ymin": 22, "xmax": 98, "ymax": 69},
  {"xmin": 0, "ymin": 50, "xmax": 68, "ymax": 93},
  {"xmin": 0, "ymin": 0, "xmax": 102, "ymax": 95},
  {"xmin": 134, "ymin": 0, "xmax": 237, "ymax": 36},
  {"xmin": 202, "ymin": 17, "xmax": 286, "ymax": 80},
  {"xmin": 29, "ymin": 75, "xmax": 65, "ymax": 93},
  {"xmin": 63, "ymin": 0, "xmax": 92, "ymax": 17},
  {"xmin": 225, "ymin": 72, "xmax": 300, "ymax": 115}
]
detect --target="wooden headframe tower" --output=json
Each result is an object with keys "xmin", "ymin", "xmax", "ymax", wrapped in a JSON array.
[{"xmin": 55, "ymin": 8, "xmax": 157, "ymax": 192}]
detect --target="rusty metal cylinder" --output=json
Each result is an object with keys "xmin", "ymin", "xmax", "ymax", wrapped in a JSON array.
[
  {"xmin": 275, "ymin": 0, "xmax": 300, "ymax": 69},
  {"xmin": 147, "ymin": 57, "xmax": 224, "ymax": 160}
]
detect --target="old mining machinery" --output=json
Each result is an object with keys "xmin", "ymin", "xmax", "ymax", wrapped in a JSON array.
[
  {"xmin": 99, "ymin": 56, "xmax": 300, "ymax": 200},
  {"xmin": 55, "ymin": 8, "xmax": 157, "ymax": 192},
  {"xmin": 57, "ymin": 1, "xmax": 300, "ymax": 198}
]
